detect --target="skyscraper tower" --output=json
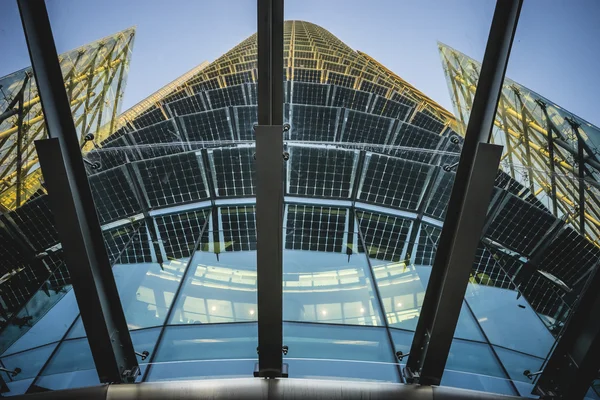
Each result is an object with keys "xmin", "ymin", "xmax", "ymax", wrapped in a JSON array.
[{"xmin": 0, "ymin": 21, "xmax": 597, "ymax": 397}]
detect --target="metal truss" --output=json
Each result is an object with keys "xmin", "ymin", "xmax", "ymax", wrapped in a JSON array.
[
  {"xmin": 0, "ymin": 27, "xmax": 135, "ymax": 211},
  {"xmin": 439, "ymin": 43, "xmax": 600, "ymax": 244}
]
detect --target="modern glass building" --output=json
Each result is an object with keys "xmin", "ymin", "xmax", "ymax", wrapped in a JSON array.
[{"xmin": 0, "ymin": 17, "xmax": 599, "ymax": 399}]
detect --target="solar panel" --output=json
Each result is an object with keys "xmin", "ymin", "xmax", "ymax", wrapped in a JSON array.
[
  {"xmin": 192, "ymin": 77, "xmax": 220, "ymax": 92},
  {"xmin": 391, "ymin": 91, "xmax": 417, "ymax": 109},
  {"xmin": 486, "ymin": 193, "xmax": 558, "ymax": 256},
  {"xmin": 414, "ymin": 224, "xmax": 441, "ymax": 265},
  {"xmin": 290, "ymin": 82, "xmax": 329, "ymax": 106},
  {"xmin": 391, "ymin": 122, "xmax": 444, "ymax": 163},
  {"xmin": 128, "ymin": 120, "xmax": 182, "ymax": 145},
  {"xmin": 537, "ymin": 227, "xmax": 600, "ymax": 287},
  {"xmin": 8, "ymin": 195, "xmax": 58, "ymax": 251},
  {"xmin": 293, "ymin": 68, "xmax": 322, "ymax": 83},
  {"xmin": 206, "ymin": 85, "xmax": 247, "ymax": 109},
  {"xmin": 0, "ymin": 225, "xmax": 28, "ymax": 276},
  {"xmin": 179, "ymin": 108, "xmax": 234, "ymax": 144},
  {"xmin": 103, "ymin": 221, "xmax": 152, "ymax": 264},
  {"xmin": 424, "ymin": 170, "xmax": 455, "ymax": 220},
  {"xmin": 358, "ymin": 154, "xmax": 432, "ymax": 210},
  {"xmin": 89, "ymin": 166, "xmax": 142, "ymax": 224},
  {"xmin": 359, "ymin": 80, "xmax": 388, "ymax": 97},
  {"xmin": 85, "ymin": 136, "xmax": 137, "ymax": 174},
  {"xmin": 155, "ymin": 209, "xmax": 209, "ymax": 260},
  {"xmin": 285, "ymin": 205, "xmax": 346, "ymax": 252},
  {"xmin": 132, "ymin": 107, "xmax": 166, "ymax": 129},
  {"xmin": 167, "ymin": 94, "xmax": 207, "ymax": 117},
  {"xmin": 330, "ymin": 86, "xmax": 371, "ymax": 112},
  {"xmin": 220, "ymin": 206, "xmax": 257, "ymax": 251},
  {"xmin": 340, "ymin": 110, "xmax": 394, "ymax": 145},
  {"xmin": 356, "ymin": 211, "xmax": 412, "ymax": 262},
  {"xmin": 370, "ymin": 96, "xmax": 411, "ymax": 121},
  {"xmin": 289, "ymin": 104, "xmax": 341, "ymax": 141},
  {"xmin": 0, "ymin": 265, "xmax": 47, "ymax": 312},
  {"xmin": 232, "ymin": 105, "xmax": 258, "ymax": 141},
  {"xmin": 210, "ymin": 146, "xmax": 256, "ymax": 197},
  {"xmin": 246, "ymin": 82, "xmax": 258, "ymax": 105},
  {"xmin": 223, "ymin": 71, "xmax": 253, "ymax": 86},
  {"xmin": 325, "ymin": 71, "xmax": 355, "ymax": 88},
  {"xmin": 410, "ymin": 111, "xmax": 445, "ymax": 134},
  {"xmin": 134, "ymin": 151, "xmax": 209, "ymax": 208},
  {"xmin": 288, "ymin": 146, "xmax": 356, "ymax": 199}
]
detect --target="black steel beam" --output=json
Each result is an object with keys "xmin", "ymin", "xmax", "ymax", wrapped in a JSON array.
[
  {"xmin": 254, "ymin": 0, "xmax": 285, "ymax": 378},
  {"xmin": 566, "ymin": 117, "xmax": 586, "ymax": 235},
  {"xmin": 405, "ymin": 0, "xmax": 522, "ymax": 386},
  {"xmin": 538, "ymin": 101, "xmax": 559, "ymax": 216},
  {"xmin": 19, "ymin": 0, "xmax": 138, "ymax": 383},
  {"xmin": 534, "ymin": 258, "xmax": 600, "ymax": 399}
]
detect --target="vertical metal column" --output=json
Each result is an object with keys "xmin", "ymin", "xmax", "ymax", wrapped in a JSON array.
[
  {"xmin": 255, "ymin": 0, "xmax": 285, "ymax": 378},
  {"xmin": 405, "ymin": 0, "xmax": 522, "ymax": 386},
  {"xmin": 18, "ymin": 0, "xmax": 139, "ymax": 383}
]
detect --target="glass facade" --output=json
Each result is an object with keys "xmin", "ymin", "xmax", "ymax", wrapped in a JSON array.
[{"xmin": 0, "ymin": 14, "xmax": 599, "ymax": 400}]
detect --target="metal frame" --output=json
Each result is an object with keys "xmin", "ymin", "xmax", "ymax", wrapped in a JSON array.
[
  {"xmin": 18, "ymin": 0, "xmax": 139, "ymax": 383},
  {"xmin": 405, "ymin": 0, "xmax": 522, "ymax": 385},
  {"xmin": 255, "ymin": 0, "xmax": 285, "ymax": 378}
]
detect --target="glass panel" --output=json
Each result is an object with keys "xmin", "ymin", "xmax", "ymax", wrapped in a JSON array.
[
  {"xmin": 283, "ymin": 204, "xmax": 383, "ymax": 326},
  {"xmin": 35, "ymin": 328, "xmax": 160, "ymax": 391},
  {"xmin": 169, "ymin": 208, "xmax": 257, "ymax": 325},
  {"xmin": 146, "ymin": 323, "xmax": 257, "ymax": 381},
  {"xmin": 0, "ymin": 343, "xmax": 57, "ymax": 382},
  {"xmin": 283, "ymin": 322, "xmax": 398, "ymax": 382},
  {"xmin": 493, "ymin": 346, "xmax": 544, "ymax": 397}
]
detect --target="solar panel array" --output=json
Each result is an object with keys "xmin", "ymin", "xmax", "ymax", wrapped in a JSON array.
[{"xmin": 3, "ymin": 21, "xmax": 597, "ymax": 343}]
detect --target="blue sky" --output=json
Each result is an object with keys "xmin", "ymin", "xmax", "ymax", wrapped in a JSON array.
[{"xmin": 1, "ymin": 0, "xmax": 599, "ymax": 126}]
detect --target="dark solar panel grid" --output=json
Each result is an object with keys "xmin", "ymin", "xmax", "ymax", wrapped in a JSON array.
[
  {"xmin": 288, "ymin": 146, "xmax": 355, "ymax": 198},
  {"xmin": 0, "ymin": 226, "xmax": 28, "ymax": 275},
  {"xmin": 206, "ymin": 85, "xmax": 247, "ymax": 109},
  {"xmin": 224, "ymin": 71, "xmax": 253, "ymax": 86},
  {"xmin": 357, "ymin": 211, "xmax": 412, "ymax": 261},
  {"xmin": 246, "ymin": 82, "xmax": 258, "ymax": 105},
  {"xmin": 370, "ymin": 96, "xmax": 411, "ymax": 121},
  {"xmin": 179, "ymin": 108, "xmax": 234, "ymax": 144},
  {"xmin": 340, "ymin": 110, "xmax": 394, "ymax": 145},
  {"xmin": 486, "ymin": 193, "xmax": 557, "ymax": 256},
  {"xmin": 330, "ymin": 86, "xmax": 371, "ymax": 112},
  {"xmin": 359, "ymin": 80, "xmax": 388, "ymax": 97},
  {"xmin": 48, "ymin": 262, "xmax": 70, "ymax": 290},
  {"xmin": 520, "ymin": 274, "xmax": 563, "ymax": 318},
  {"xmin": 100, "ymin": 125, "xmax": 130, "ymax": 147},
  {"xmin": 494, "ymin": 170, "xmax": 523, "ymax": 196},
  {"xmin": 132, "ymin": 107, "xmax": 166, "ymax": 129},
  {"xmin": 326, "ymin": 72, "xmax": 355, "ymax": 88},
  {"xmin": 290, "ymin": 82, "xmax": 329, "ymax": 106},
  {"xmin": 0, "ymin": 267, "xmax": 45, "ymax": 312},
  {"xmin": 471, "ymin": 245, "xmax": 514, "ymax": 290},
  {"xmin": 285, "ymin": 205, "xmax": 346, "ymax": 252},
  {"xmin": 103, "ymin": 221, "xmax": 151, "ymax": 264},
  {"xmin": 89, "ymin": 166, "xmax": 141, "ymax": 223},
  {"xmin": 390, "ymin": 91, "xmax": 417, "ymax": 109},
  {"xmin": 233, "ymin": 106, "xmax": 258, "ymax": 141},
  {"xmin": 9, "ymin": 195, "xmax": 58, "ymax": 251},
  {"xmin": 167, "ymin": 94, "xmax": 207, "ymax": 116},
  {"xmin": 289, "ymin": 104, "xmax": 340, "ymax": 142},
  {"xmin": 211, "ymin": 147, "xmax": 256, "ymax": 197},
  {"xmin": 424, "ymin": 170, "xmax": 455, "ymax": 220},
  {"xmin": 359, "ymin": 154, "xmax": 431, "ymax": 210},
  {"xmin": 162, "ymin": 90, "xmax": 188, "ymax": 105},
  {"xmin": 414, "ymin": 224, "xmax": 441, "ymax": 265},
  {"xmin": 410, "ymin": 111, "xmax": 445, "ymax": 134},
  {"xmin": 156, "ymin": 209, "xmax": 209, "ymax": 260},
  {"xmin": 392, "ymin": 123, "xmax": 443, "ymax": 163},
  {"xmin": 538, "ymin": 227, "xmax": 600, "ymax": 286},
  {"xmin": 86, "ymin": 136, "xmax": 135, "ymax": 174},
  {"xmin": 293, "ymin": 68, "xmax": 322, "ymax": 83},
  {"xmin": 128, "ymin": 120, "xmax": 181, "ymax": 146},
  {"xmin": 135, "ymin": 151, "xmax": 209, "ymax": 208},
  {"xmin": 192, "ymin": 78, "xmax": 220, "ymax": 92},
  {"xmin": 221, "ymin": 206, "xmax": 256, "ymax": 251}
]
